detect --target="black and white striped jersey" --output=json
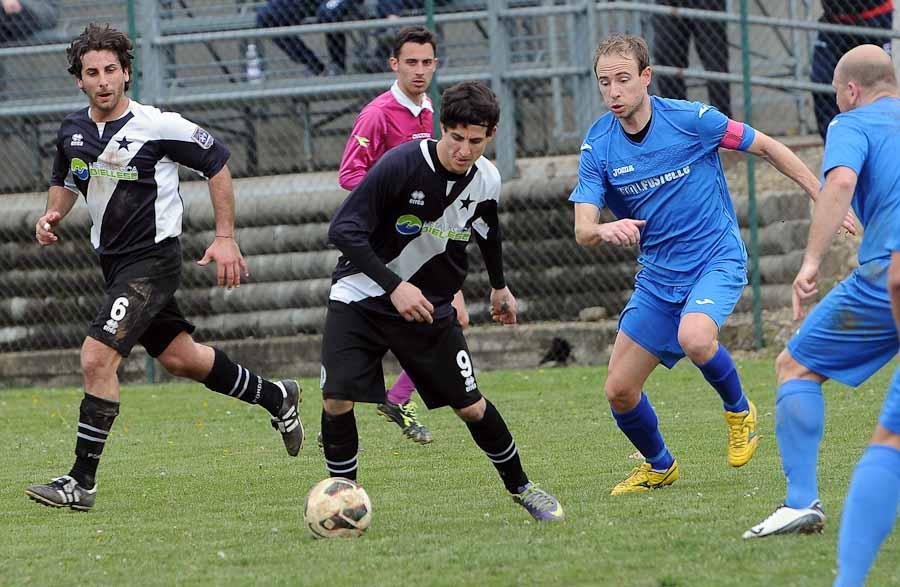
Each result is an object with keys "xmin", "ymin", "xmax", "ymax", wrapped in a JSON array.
[
  {"xmin": 328, "ymin": 139, "xmax": 506, "ymax": 319},
  {"xmin": 50, "ymin": 100, "xmax": 230, "ymax": 256}
]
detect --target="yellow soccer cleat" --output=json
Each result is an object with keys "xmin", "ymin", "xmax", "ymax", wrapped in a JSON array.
[
  {"xmin": 610, "ymin": 460, "xmax": 679, "ymax": 496},
  {"xmin": 725, "ymin": 400, "xmax": 760, "ymax": 467}
]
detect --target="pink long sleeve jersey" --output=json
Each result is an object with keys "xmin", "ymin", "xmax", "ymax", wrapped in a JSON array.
[{"xmin": 338, "ymin": 81, "xmax": 434, "ymax": 190}]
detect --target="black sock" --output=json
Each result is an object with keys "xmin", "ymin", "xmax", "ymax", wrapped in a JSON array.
[
  {"xmin": 69, "ymin": 393, "xmax": 119, "ymax": 490},
  {"xmin": 465, "ymin": 400, "xmax": 529, "ymax": 493},
  {"xmin": 322, "ymin": 409, "xmax": 359, "ymax": 481},
  {"xmin": 202, "ymin": 348, "xmax": 283, "ymax": 416}
]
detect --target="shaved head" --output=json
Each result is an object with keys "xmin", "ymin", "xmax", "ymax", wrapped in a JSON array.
[
  {"xmin": 832, "ymin": 44, "xmax": 898, "ymax": 113},
  {"xmin": 835, "ymin": 44, "xmax": 897, "ymax": 89}
]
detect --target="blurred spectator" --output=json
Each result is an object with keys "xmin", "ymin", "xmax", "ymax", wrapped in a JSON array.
[
  {"xmin": 811, "ymin": 0, "xmax": 893, "ymax": 139},
  {"xmin": 652, "ymin": 0, "xmax": 732, "ymax": 117},
  {"xmin": 0, "ymin": 0, "xmax": 57, "ymax": 45},
  {"xmin": 256, "ymin": 0, "xmax": 357, "ymax": 76}
]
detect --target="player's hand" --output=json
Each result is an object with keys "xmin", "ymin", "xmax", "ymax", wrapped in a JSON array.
[
  {"xmin": 390, "ymin": 281, "xmax": 434, "ymax": 323},
  {"xmin": 197, "ymin": 236, "xmax": 249, "ymax": 289},
  {"xmin": 597, "ymin": 218, "xmax": 646, "ymax": 247},
  {"xmin": 35, "ymin": 211, "xmax": 62, "ymax": 246},
  {"xmin": 840, "ymin": 210, "xmax": 858, "ymax": 236},
  {"xmin": 490, "ymin": 287, "xmax": 517, "ymax": 325},
  {"xmin": 792, "ymin": 261, "xmax": 819, "ymax": 321}
]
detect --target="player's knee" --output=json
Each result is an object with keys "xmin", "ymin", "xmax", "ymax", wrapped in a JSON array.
[
  {"xmin": 80, "ymin": 346, "xmax": 118, "ymax": 380},
  {"xmin": 158, "ymin": 353, "xmax": 192, "ymax": 378},
  {"xmin": 455, "ymin": 398, "xmax": 486, "ymax": 422},
  {"xmin": 604, "ymin": 377, "xmax": 640, "ymax": 412},
  {"xmin": 323, "ymin": 398, "xmax": 354, "ymax": 416},
  {"xmin": 775, "ymin": 349, "xmax": 805, "ymax": 384},
  {"xmin": 677, "ymin": 329, "xmax": 716, "ymax": 364}
]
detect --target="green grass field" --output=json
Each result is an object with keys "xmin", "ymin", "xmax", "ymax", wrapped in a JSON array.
[{"xmin": 2, "ymin": 360, "xmax": 898, "ymax": 586}]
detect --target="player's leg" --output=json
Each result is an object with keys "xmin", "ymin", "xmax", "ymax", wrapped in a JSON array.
[
  {"xmin": 606, "ymin": 329, "xmax": 679, "ymax": 495},
  {"xmin": 378, "ymin": 369, "xmax": 433, "ymax": 444},
  {"xmin": 456, "ymin": 397, "xmax": 563, "ymax": 522},
  {"xmin": 606, "ymin": 287, "xmax": 682, "ymax": 495},
  {"xmin": 835, "ymin": 368, "xmax": 900, "ymax": 586},
  {"xmin": 152, "ymin": 328, "xmax": 303, "ymax": 456},
  {"xmin": 680, "ymin": 265, "xmax": 757, "ymax": 467},
  {"xmin": 378, "ymin": 290, "xmax": 467, "ymax": 443},
  {"xmin": 320, "ymin": 301, "xmax": 391, "ymax": 481},
  {"xmin": 745, "ymin": 272, "xmax": 899, "ymax": 538},
  {"xmin": 391, "ymin": 315, "xmax": 562, "ymax": 521}
]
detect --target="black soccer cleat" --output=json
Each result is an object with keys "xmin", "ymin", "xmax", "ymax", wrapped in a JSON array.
[
  {"xmin": 272, "ymin": 380, "xmax": 304, "ymax": 456},
  {"xmin": 25, "ymin": 475, "xmax": 96, "ymax": 511}
]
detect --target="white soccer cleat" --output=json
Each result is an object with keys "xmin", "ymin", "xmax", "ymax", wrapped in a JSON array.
[{"xmin": 742, "ymin": 501, "xmax": 826, "ymax": 539}]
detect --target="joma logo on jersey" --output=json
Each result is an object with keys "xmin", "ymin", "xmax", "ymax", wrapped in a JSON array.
[
  {"xmin": 409, "ymin": 190, "xmax": 425, "ymax": 206},
  {"xmin": 612, "ymin": 164, "xmax": 635, "ymax": 177}
]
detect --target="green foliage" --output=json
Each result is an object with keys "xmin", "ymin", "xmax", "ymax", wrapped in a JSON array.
[{"xmin": 2, "ymin": 360, "xmax": 898, "ymax": 586}]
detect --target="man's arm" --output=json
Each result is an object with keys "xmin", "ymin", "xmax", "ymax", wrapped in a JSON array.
[
  {"xmin": 196, "ymin": 165, "xmax": 249, "ymax": 288},
  {"xmin": 791, "ymin": 165, "xmax": 858, "ymax": 320},
  {"xmin": 744, "ymin": 131, "xmax": 857, "ymax": 234},
  {"xmin": 573, "ymin": 202, "xmax": 645, "ymax": 247},
  {"xmin": 35, "ymin": 186, "xmax": 78, "ymax": 246},
  {"xmin": 338, "ymin": 109, "xmax": 386, "ymax": 191}
]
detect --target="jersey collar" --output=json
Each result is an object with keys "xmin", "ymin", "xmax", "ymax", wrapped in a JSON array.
[{"xmin": 391, "ymin": 81, "xmax": 433, "ymax": 117}]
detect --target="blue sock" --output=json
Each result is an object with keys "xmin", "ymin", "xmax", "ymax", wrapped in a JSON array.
[
  {"xmin": 835, "ymin": 445, "xmax": 900, "ymax": 587},
  {"xmin": 612, "ymin": 392, "xmax": 674, "ymax": 471},
  {"xmin": 697, "ymin": 344, "xmax": 749, "ymax": 412},
  {"xmin": 775, "ymin": 379, "xmax": 825, "ymax": 509}
]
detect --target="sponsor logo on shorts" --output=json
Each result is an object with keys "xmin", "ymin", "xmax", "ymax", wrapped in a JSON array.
[
  {"xmin": 191, "ymin": 126, "xmax": 214, "ymax": 149},
  {"xmin": 71, "ymin": 158, "xmax": 89, "ymax": 180},
  {"xmin": 465, "ymin": 375, "xmax": 477, "ymax": 392},
  {"xmin": 396, "ymin": 214, "xmax": 423, "ymax": 235},
  {"xmin": 695, "ymin": 298, "xmax": 715, "ymax": 305},
  {"xmin": 103, "ymin": 318, "xmax": 119, "ymax": 335}
]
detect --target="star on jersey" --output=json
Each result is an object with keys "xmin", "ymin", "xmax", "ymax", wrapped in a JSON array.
[
  {"xmin": 116, "ymin": 136, "xmax": 133, "ymax": 152},
  {"xmin": 458, "ymin": 195, "xmax": 475, "ymax": 210}
]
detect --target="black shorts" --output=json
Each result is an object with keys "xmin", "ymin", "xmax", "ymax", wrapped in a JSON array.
[
  {"xmin": 320, "ymin": 300, "xmax": 482, "ymax": 410},
  {"xmin": 88, "ymin": 238, "xmax": 195, "ymax": 357}
]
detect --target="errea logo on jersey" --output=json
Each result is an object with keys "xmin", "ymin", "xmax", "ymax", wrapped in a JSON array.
[
  {"xmin": 70, "ymin": 133, "xmax": 84, "ymax": 147},
  {"xmin": 612, "ymin": 164, "xmax": 635, "ymax": 177},
  {"xmin": 409, "ymin": 190, "xmax": 425, "ymax": 206}
]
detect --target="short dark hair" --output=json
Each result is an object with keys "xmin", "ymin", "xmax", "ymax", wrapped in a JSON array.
[
  {"xmin": 392, "ymin": 26, "xmax": 437, "ymax": 59},
  {"xmin": 593, "ymin": 34, "xmax": 650, "ymax": 77},
  {"xmin": 67, "ymin": 24, "xmax": 134, "ymax": 91},
  {"xmin": 439, "ymin": 81, "xmax": 500, "ymax": 135}
]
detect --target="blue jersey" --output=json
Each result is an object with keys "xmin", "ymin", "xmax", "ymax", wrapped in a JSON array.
[
  {"xmin": 569, "ymin": 96, "xmax": 756, "ymax": 286},
  {"xmin": 823, "ymin": 96, "xmax": 900, "ymax": 265}
]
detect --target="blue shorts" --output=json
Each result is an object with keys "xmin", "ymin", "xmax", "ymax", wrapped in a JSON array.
[
  {"xmin": 788, "ymin": 265, "xmax": 899, "ymax": 387},
  {"xmin": 619, "ymin": 263, "xmax": 747, "ymax": 369},
  {"xmin": 879, "ymin": 366, "xmax": 900, "ymax": 434}
]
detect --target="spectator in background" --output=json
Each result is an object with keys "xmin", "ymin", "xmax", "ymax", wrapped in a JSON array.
[
  {"xmin": 652, "ymin": 0, "xmax": 732, "ymax": 117},
  {"xmin": 0, "ymin": 0, "xmax": 57, "ymax": 45},
  {"xmin": 255, "ymin": 0, "xmax": 356, "ymax": 77},
  {"xmin": 811, "ymin": 0, "xmax": 893, "ymax": 139}
]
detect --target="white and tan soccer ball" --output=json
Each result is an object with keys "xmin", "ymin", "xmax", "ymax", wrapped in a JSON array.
[{"xmin": 304, "ymin": 477, "xmax": 372, "ymax": 539}]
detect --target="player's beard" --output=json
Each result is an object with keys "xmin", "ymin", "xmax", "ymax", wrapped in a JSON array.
[{"xmin": 89, "ymin": 84, "xmax": 126, "ymax": 115}]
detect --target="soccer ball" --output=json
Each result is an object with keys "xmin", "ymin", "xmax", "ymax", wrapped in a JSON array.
[{"xmin": 304, "ymin": 477, "xmax": 372, "ymax": 539}]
